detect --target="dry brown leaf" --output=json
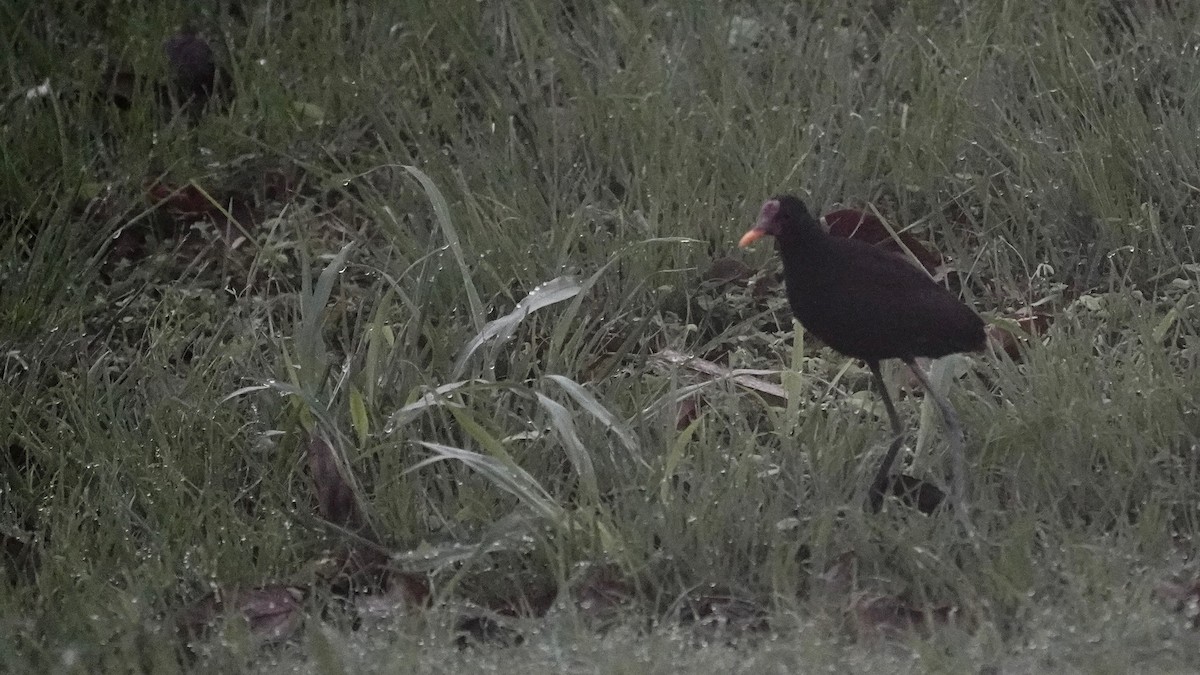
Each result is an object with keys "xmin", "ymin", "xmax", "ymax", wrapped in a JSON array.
[
  {"xmin": 823, "ymin": 209, "xmax": 944, "ymax": 274},
  {"xmin": 1156, "ymin": 577, "xmax": 1200, "ymax": 627},
  {"xmin": 986, "ymin": 311, "xmax": 1054, "ymax": 361},
  {"xmin": 306, "ymin": 434, "xmax": 372, "ymax": 539},
  {"xmin": 704, "ymin": 256, "xmax": 754, "ymax": 285},
  {"xmin": 675, "ymin": 395, "xmax": 702, "ymax": 430},
  {"xmin": 571, "ymin": 564, "xmax": 635, "ymax": 626},
  {"xmin": 352, "ymin": 571, "xmax": 433, "ymax": 622},
  {"xmin": 850, "ymin": 592, "xmax": 959, "ymax": 641},
  {"xmin": 178, "ymin": 585, "xmax": 306, "ymax": 645},
  {"xmin": 146, "ymin": 181, "xmax": 214, "ymax": 219},
  {"xmin": 676, "ymin": 587, "xmax": 770, "ymax": 639},
  {"xmin": 653, "ymin": 349, "xmax": 788, "ymax": 402}
]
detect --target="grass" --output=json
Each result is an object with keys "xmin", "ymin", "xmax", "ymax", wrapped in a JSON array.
[{"xmin": 3, "ymin": 0, "xmax": 1200, "ymax": 671}]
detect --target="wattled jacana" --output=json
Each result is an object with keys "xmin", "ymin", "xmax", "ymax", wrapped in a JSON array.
[{"xmin": 739, "ymin": 196, "xmax": 986, "ymax": 523}]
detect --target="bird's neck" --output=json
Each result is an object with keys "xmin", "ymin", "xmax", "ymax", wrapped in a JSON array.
[{"xmin": 775, "ymin": 228, "xmax": 830, "ymax": 279}]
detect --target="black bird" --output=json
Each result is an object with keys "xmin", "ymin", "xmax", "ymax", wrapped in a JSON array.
[{"xmin": 740, "ymin": 195, "xmax": 987, "ymax": 524}]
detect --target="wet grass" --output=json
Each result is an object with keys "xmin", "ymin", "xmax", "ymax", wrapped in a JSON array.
[{"xmin": 2, "ymin": 0, "xmax": 1200, "ymax": 671}]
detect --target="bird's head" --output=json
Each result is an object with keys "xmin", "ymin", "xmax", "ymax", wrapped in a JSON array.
[{"xmin": 738, "ymin": 195, "xmax": 817, "ymax": 248}]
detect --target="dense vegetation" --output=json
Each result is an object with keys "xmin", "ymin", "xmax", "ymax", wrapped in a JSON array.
[{"xmin": 2, "ymin": 1, "xmax": 1199, "ymax": 671}]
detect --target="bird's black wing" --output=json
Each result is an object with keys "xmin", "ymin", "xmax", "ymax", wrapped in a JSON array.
[{"xmin": 801, "ymin": 240, "xmax": 983, "ymax": 361}]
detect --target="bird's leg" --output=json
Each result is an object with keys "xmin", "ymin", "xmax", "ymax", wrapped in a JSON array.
[
  {"xmin": 903, "ymin": 358, "xmax": 971, "ymax": 530},
  {"xmin": 866, "ymin": 361, "xmax": 905, "ymax": 513}
]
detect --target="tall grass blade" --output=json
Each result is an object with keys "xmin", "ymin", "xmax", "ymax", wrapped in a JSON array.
[
  {"xmin": 295, "ymin": 243, "xmax": 354, "ymax": 396},
  {"xmin": 452, "ymin": 275, "xmax": 582, "ymax": 378},
  {"xmin": 544, "ymin": 374, "xmax": 642, "ymax": 457},
  {"xmin": 402, "ymin": 165, "xmax": 485, "ymax": 332},
  {"xmin": 535, "ymin": 392, "xmax": 599, "ymax": 502},
  {"xmin": 409, "ymin": 441, "xmax": 566, "ymax": 524},
  {"xmin": 385, "ymin": 379, "xmax": 482, "ymax": 431}
]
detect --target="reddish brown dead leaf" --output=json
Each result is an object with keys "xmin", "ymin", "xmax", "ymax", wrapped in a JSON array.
[
  {"xmin": 313, "ymin": 546, "xmax": 385, "ymax": 591},
  {"xmin": 677, "ymin": 586, "xmax": 770, "ymax": 638},
  {"xmin": 850, "ymin": 592, "xmax": 959, "ymax": 641},
  {"xmin": 818, "ymin": 552, "xmax": 965, "ymax": 641},
  {"xmin": 823, "ymin": 209, "xmax": 944, "ymax": 274},
  {"xmin": 487, "ymin": 583, "xmax": 558, "ymax": 619},
  {"xmin": 453, "ymin": 582, "xmax": 559, "ymax": 648},
  {"xmin": 1156, "ymin": 577, "xmax": 1200, "ymax": 627},
  {"xmin": 675, "ymin": 395, "xmax": 702, "ymax": 430},
  {"xmin": 236, "ymin": 586, "xmax": 306, "ymax": 641},
  {"xmin": 352, "ymin": 570, "xmax": 433, "ymax": 622},
  {"xmin": 390, "ymin": 569, "xmax": 432, "ymax": 607},
  {"xmin": 1015, "ymin": 311, "xmax": 1053, "ymax": 336},
  {"xmin": 306, "ymin": 434, "xmax": 372, "ymax": 538},
  {"xmin": 812, "ymin": 551, "xmax": 855, "ymax": 612},
  {"xmin": 816, "ymin": 551, "xmax": 858, "ymax": 599},
  {"xmin": 571, "ymin": 564, "xmax": 635, "ymax": 626},
  {"xmin": 749, "ymin": 272, "xmax": 781, "ymax": 300},
  {"xmin": 306, "ymin": 436, "xmax": 433, "ymax": 604},
  {"xmin": 145, "ymin": 180, "xmax": 262, "ymax": 240},
  {"xmin": 310, "ymin": 544, "xmax": 431, "ymax": 605},
  {"xmin": 147, "ymin": 181, "xmax": 214, "ymax": 219},
  {"xmin": 178, "ymin": 585, "xmax": 306, "ymax": 645},
  {"xmin": 986, "ymin": 311, "xmax": 1054, "ymax": 361},
  {"xmin": 704, "ymin": 256, "xmax": 754, "ymax": 285}
]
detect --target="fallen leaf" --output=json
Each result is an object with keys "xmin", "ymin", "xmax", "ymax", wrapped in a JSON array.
[
  {"xmin": 147, "ymin": 181, "xmax": 214, "ymax": 219},
  {"xmin": 816, "ymin": 551, "xmax": 858, "ymax": 598},
  {"xmin": 570, "ymin": 564, "xmax": 635, "ymax": 627},
  {"xmin": 1156, "ymin": 577, "xmax": 1200, "ymax": 627},
  {"xmin": 352, "ymin": 570, "xmax": 433, "ymax": 622},
  {"xmin": 850, "ymin": 592, "xmax": 959, "ymax": 641},
  {"xmin": 454, "ymin": 612, "xmax": 524, "ymax": 648},
  {"xmin": 652, "ymin": 349, "xmax": 788, "ymax": 402},
  {"xmin": 454, "ymin": 581, "xmax": 558, "ymax": 648},
  {"xmin": 676, "ymin": 586, "xmax": 769, "ymax": 638},
  {"xmin": 486, "ymin": 583, "xmax": 558, "ymax": 618},
  {"xmin": 306, "ymin": 434, "xmax": 373, "ymax": 540},
  {"xmin": 823, "ymin": 209, "xmax": 943, "ymax": 273},
  {"xmin": 675, "ymin": 395, "xmax": 702, "ymax": 430},
  {"xmin": 986, "ymin": 311, "xmax": 1054, "ymax": 360},
  {"xmin": 178, "ymin": 585, "xmax": 306, "ymax": 645},
  {"xmin": 703, "ymin": 256, "xmax": 754, "ymax": 285}
]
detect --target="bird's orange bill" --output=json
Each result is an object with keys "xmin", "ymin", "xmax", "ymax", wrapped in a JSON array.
[{"xmin": 739, "ymin": 228, "xmax": 768, "ymax": 248}]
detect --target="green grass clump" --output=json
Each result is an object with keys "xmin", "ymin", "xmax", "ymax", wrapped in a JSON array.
[{"xmin": 3, "ymin": 0, "xmax": 1200, "ymax": 671}]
